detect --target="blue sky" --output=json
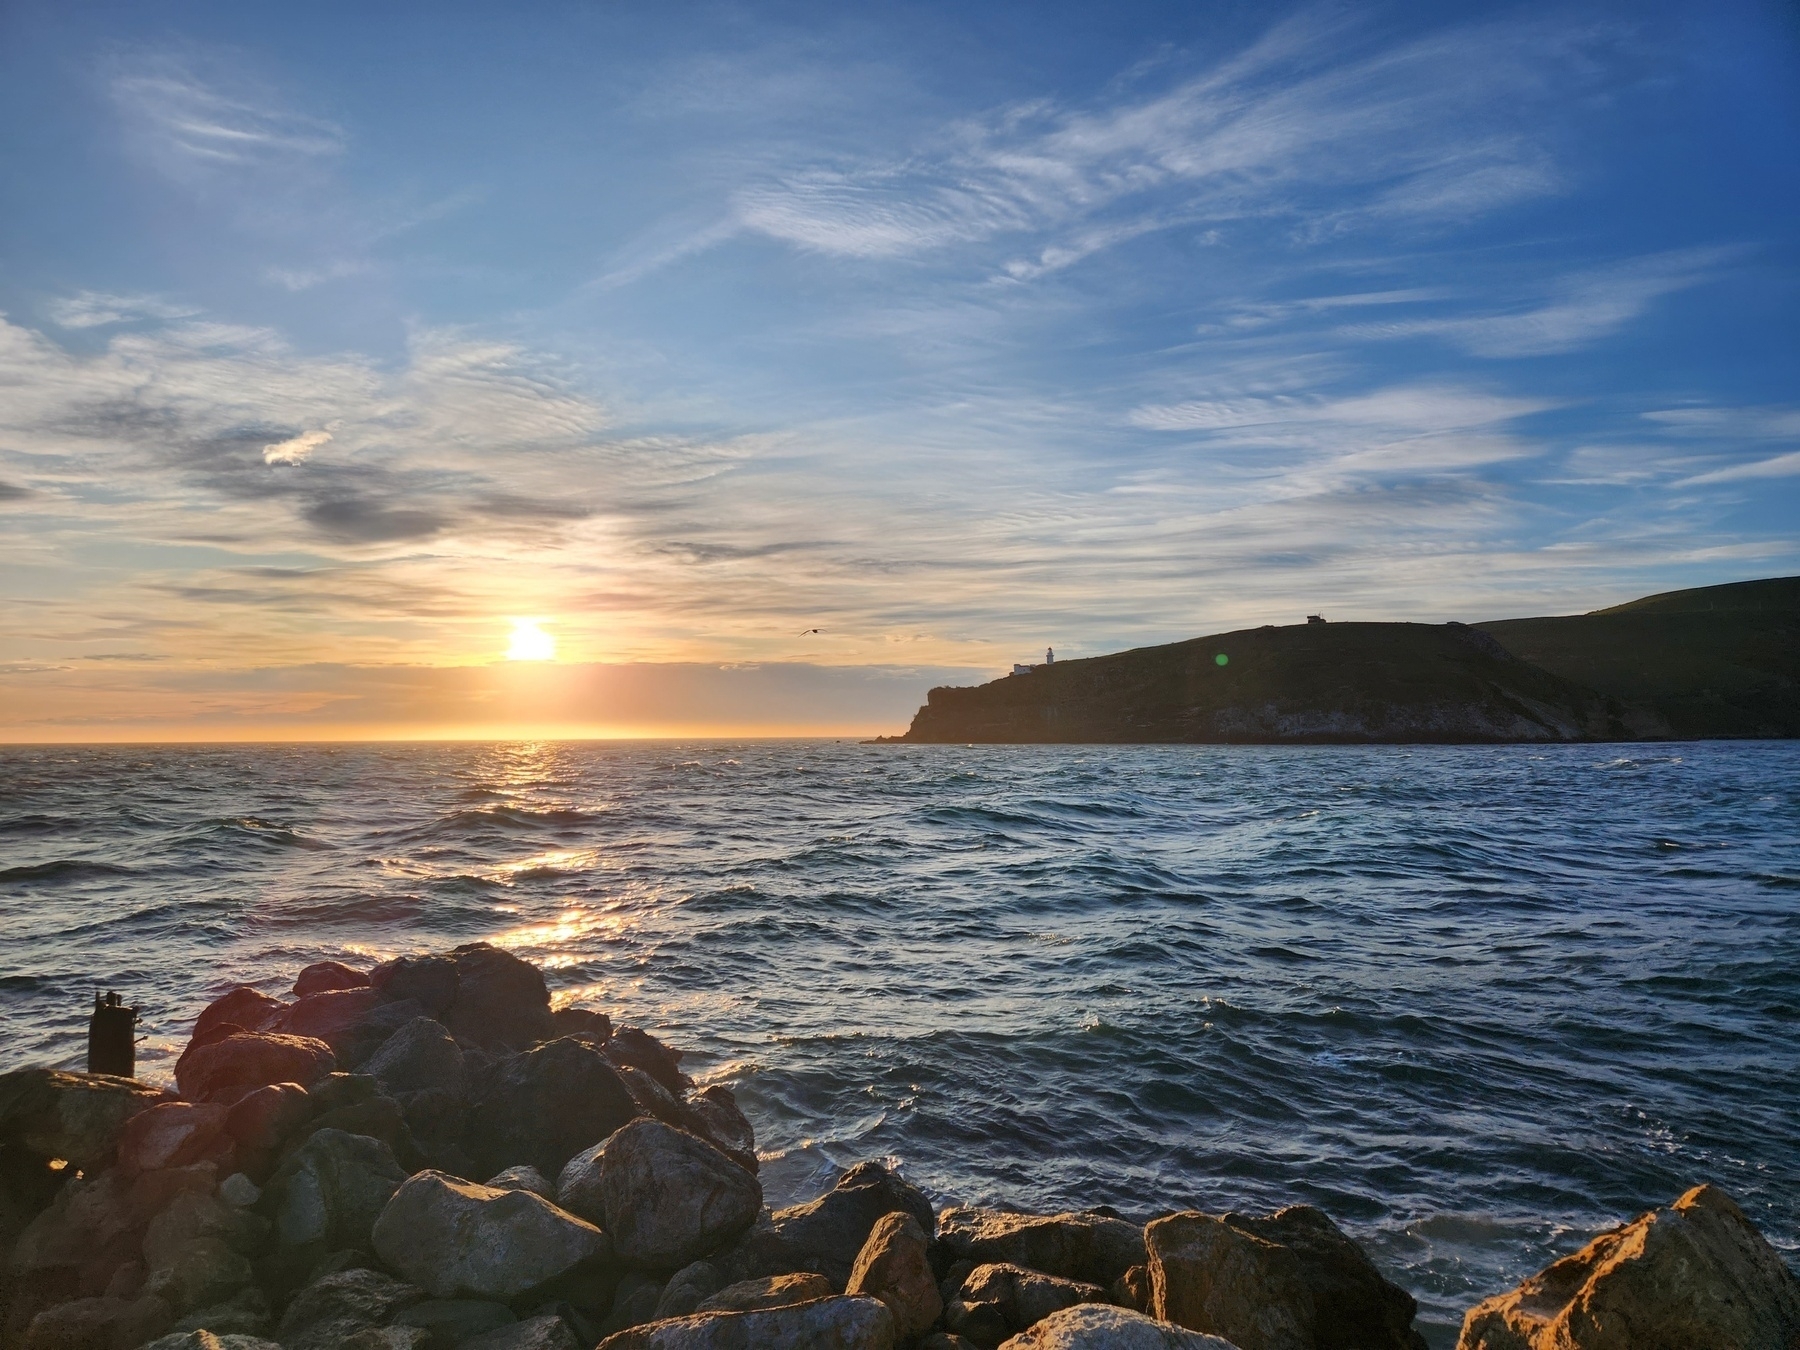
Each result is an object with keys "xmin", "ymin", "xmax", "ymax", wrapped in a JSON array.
[{"xmin": 1, "ymin": 0, "xmax": 1796, "ymax": 735}]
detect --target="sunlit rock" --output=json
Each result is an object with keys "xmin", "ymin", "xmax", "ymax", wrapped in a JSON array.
[
  {"xmin": 846, "ymin": 1211, "xmax": 941, "ymax": 1337},
  {"xmin": 937, "ymin": 1207, "xmax": 1144, "ymax": 1289},
  {"xmin": 1457, "ymin": 1184, "xmax": 1800, "ymax": 1350},
  {"xmin": 592, "ymin": 1295, "xmax": 896, "ymax": 1349},
  {"xmin": 998, "ymin": 1304, "xmax": 1242, "ymax": 1349},
  {"xmin": 174, "ymin": 1033, "xmax": 334, "ymax": 1103}
]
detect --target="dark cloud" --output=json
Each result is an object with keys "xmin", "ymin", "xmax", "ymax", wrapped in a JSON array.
[
  {"xmin": 0, "ymin": 480, "xmax": 33, "ymax": 501},
  {"xmin": 303, "ymin": 497, "xmax": 449, "ymax": 543}
]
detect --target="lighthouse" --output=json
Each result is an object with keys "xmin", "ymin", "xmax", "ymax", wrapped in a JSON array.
[{"xmin": 1045, "ymin": 647, "xmax": 1055, "ymax": 664}]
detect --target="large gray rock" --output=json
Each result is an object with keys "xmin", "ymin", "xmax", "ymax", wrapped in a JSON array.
[
  {"xmin": 266, "ymin": 1128, "xmax": 408, "ymax": 1253},
  {"xmin": 937, "ymin": 1208, "xmax": 1145, "ymax": 1288},
  {"xmin": 371, "ymin": 956, "xmax": 460, "ymax": 1017},
  {"xmin": 167, "ymin": 1285, "xmax": 272, "ymax": 1338},
  {"xmin": 462, "ymin": 1314, "xmax": 581, "ymax": 1350},
  {"xmin": 593, "ymin": 1295, "xmax": 896, "ymax": 1349},
  {"xmin": 600, "ymin": 1120, "xmax": 761, "ymax": 1269},
  {"xmin": 653, "ymin": 1263, "xmax": 726, "ymax": 1320},
  {"xmin": 1458, "ymin": 1183, "xmax": 1800, "ymax": 1350},
  {"xmin": 273, "ymin": 1268, "xmax": 424, "ymax": 1350},
  {"xmin": 443, "ymin": 944, "xmax": 555, "ymax": 1050},
  {"xmin": 0, "ymin": 1068, "xmax": 166, "ymax": 1171},
  {"xmin": 372, "ymin": 1170, "xmax": 609, "ymax": 1301},
  {"xmin": 681, "ymin": 1087, "xmax": 756, "ymax": 1175},
  {"xmin": 997, "ymin": 1305, "xmax": 1241, "ymax": 1349},
  {"xmin": 847, "ymin": 1211, "xmax": 940, "ymax": 1338},
  {"xmin": 467, "ymin": 1038, "xmax": 639, "ymax": 1179},
  {"xmin": 363, "ymin": 1018, "xmax": 466, "ymax": 1099},
  {"xmin": 944, "ymin": 1263, "xmax": 1107, "ymax": 1347},
  {"xmin": 392, "ymin": 1299, "xmax": 517, "ymax": 1350},
  {"xmin": 1147, "ymin": 1212, "xmax": 1312, "ymax": 1350},
  {"xmin": 21, "ymin": 1293, "xmax": 173, "ymax": 1349},
  {"xmin": 555, "ymin": 1138, "xmax": 612, "ymax": 1226},
  {"xmin": 486, "ymin": 1165, "xmax": 556, "ymax": 1200},
  {"xmin": 722, "ymin": 1162, "xmax": 932, "ymax": 1288}
]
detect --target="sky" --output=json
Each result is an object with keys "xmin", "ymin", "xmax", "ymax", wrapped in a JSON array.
[{"xmin": 1, "ymin": 0, "xmax": 1796, "ymax": 739}]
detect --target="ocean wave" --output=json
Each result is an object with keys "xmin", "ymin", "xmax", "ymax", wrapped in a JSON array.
[{"xmin": 0, "ymin": 858, "xmax": 135, "ymax": 883}]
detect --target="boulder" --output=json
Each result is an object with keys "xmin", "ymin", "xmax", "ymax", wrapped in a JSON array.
[
  {"xmin": 462, "ymin": 1314, "xmax": 581, "ymax": 1350},
  {"xmin": 192, "ymin": 988, "xmax": 285, "ymax": 1042},
  {"xmin": 265, "ymin": 1128, "xmax": 408, "ymax": 1253},
  {"xmin": 487, "ymin": 1165, "xmax": 557, "ymax": 1199},
  {"xmin": 342, "ymin": 1330, "xmax": 431, "ymax": 1350},
  {"xmin": 599, "ymin": 1120, "xmax": 762, "ymax": 1270},
  {"xmin": 294, "ymin": 962, "xmax": 370, "ymax": 997},
  {"xmin": 223, "ymin": 1083, "xmax": 313, "ymax": 1182},
  {"xmin": 273, "ymin": 1268, "xmax": 425, "ymax": 1350},
  {"xmin": 282, "ymin": 1095, "xmax": 423, "ymax": 1173},
  {"xmin": 944, "ymin": 1263, "xmax": 1107, "ymax": 1347},
  {"xmin": 1147, "ymin": 1212, "xmax": 1312, "ymax": 1350},
  {"xmin": 723, "ymin": 1161, "xmax": 934, "ymax": 1288},
  {"xmin": 393, "ymin": 1299, "xmax": 518, "ymax": 1350},
  {"xmin": 604, "ymin": 1273, "xmax": 668, "ymax": 1335},
  {"xmin": 682, "ymin": 1088, "xmax": 756, "ymax": 1175},
  {"xmin": 118, "ymin": 1103, "xmax": 233, "ymax": 1175},
  {"xmin": 372, "ymin": 1170, "xmax": 610, "ymax": 1301},
  {"xmin": 1228, "ymin": 1206, "xmax": 1422, "ymax": 1350},
  {"xmin": 1457, "ymin": 1184, "xmax": 1800, "ymax": 1350},
  {"xmin": 696, "ymin": 1274, "xmax": 835, "ymax": 1312},
  {"xmin": 938, "ymin": 1208, "xmax": 1145, "ymax": 1288},
  {"xmin": 141, "ymin": 1189, "xmax": 269, "ymax": 1311},
  {"xmin": 593, "ymin": 1295, "xmax": 896, "ymax": 1349},
  {"xmin": 21, "ymin": 1294, "xmax": 172, "ymax": 1349},
  {"xmin": 371, "ymin": 954, "xmax": 461, "ymax": 1016},
  {"xmin": 467, "ymin": 1038, "xmax": 639, "ymax": 1179},
  {"xmin": 603, "ymin": 1028, "xmax": 688, "ymax": 1096},
  {"xmin": 653, "ymin": 1263, "xmax": 727, "ymax": 1320},
  {"xmin": 12, "ymin": 1164, "xmax": 217, "ymax": 1316},
  {"xmin": 847, "ymin": 1211, "xmax": 941, "ymax": 1337},
  {"xmin": 143, "ymin": 1333, "xmax": 282, "ymax": 1350},
  {"xmin": 394, "ymin": 1087, "xmax": 473, "ymax": 1177},
  {"xmin": 1113, "ymin": 1265, "xmax": 1152, "ymax": 1313},
  {"xmin": 308, "ymin": 1071, "xmax": 381, "ymax": 1113},
  {"xmin": 219, "ymin": 1173, "xmax": 261, "ymax": 1208},
  {"xmin": 265, "ymin": 989, "xmax": 387, "ymax": 1059},
  {"xmin": 166, "ymin": 1285, "xmax": 271, "ymax": 1337},
  {"xmin": 0, "ymin": 1068, "xmax": 167, "ymax": 1170},
  {"xmin": 550, "ymin": 1008, "xmax": 613, "ymax": 1044},
  {"xmin": 175, "ymin": 1033, "xmax": 335, "ymax": 1103},
  {"xmin": 616, "ymin": 1065, "xmax": 691, "ymax": 1130},
  {"xmin": 334, "ymin": 999, "xmax": 434, "ymax": 1072},
  {"xmin": 555, "ymin": 1138, "xmax": 612, "ymax": 1226},
  {"xmin": 997, "ymin": 1304, "xmax": 1242, "ymax": 1349},
  {"xmin": 443, "ymin": 944, "xmax": 555, "ymax": 1050},
  {"xmin": 363, "ymin": 1018, "xmax": 466, "ymax": 1099}
]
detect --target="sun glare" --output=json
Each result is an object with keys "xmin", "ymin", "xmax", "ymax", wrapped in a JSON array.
[{"xmin": 505, "ymin": 619, "xmax": 557, "ymax": 662}]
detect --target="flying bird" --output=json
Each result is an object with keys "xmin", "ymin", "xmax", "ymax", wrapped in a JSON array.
[{"xmin": 798, "ymin": 627, "xmax": 824, "ymax": 635}]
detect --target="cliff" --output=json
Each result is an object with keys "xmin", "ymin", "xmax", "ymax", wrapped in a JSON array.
[
  {"xmin": 1476, "ymin": 576, "xmax": 1800, "ymax": 739},
  {"xmin": 892, "ymin": 577, "xmax": 1799, "ymax": 745}
]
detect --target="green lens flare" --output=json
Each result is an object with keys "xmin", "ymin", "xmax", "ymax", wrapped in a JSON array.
[{"xmin": 1215, "ymin": 653, "xmax": 1229, "ymax": 666}]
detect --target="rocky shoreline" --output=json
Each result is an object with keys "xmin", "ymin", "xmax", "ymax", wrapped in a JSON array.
[{"xmin": 2, "ymin": 946, "xmax": 1796, "ymax": 1350}]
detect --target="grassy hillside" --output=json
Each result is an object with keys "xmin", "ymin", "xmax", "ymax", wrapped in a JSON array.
[
  {"xmin": 1477, "ymin": 576, "xmax": 1800, "ymax": 738},
  {"xmin": 898, "ymin": 621, "xmax": 1649, "ymax": 744}
]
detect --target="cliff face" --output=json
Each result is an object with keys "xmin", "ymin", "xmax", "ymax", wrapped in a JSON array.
[
  {"xmin": 1477, "ymin": 577, "xmax": 1800, "ymax": 739},
  {"xmin": 899, "ymin": 621, "xmax": 1655, "ymax": 745}
]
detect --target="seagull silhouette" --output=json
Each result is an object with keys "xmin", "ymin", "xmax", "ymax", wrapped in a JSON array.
[{"xmin": 798, "ymin": 628, "xmax": 824, "ymax": 635}]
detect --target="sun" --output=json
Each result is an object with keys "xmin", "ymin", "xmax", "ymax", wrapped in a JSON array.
[{"xmin": 505, "ymin": 619, "xmax": 557, "ymax": 662}]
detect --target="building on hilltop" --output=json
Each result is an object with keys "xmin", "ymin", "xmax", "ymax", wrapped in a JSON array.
[{"xmin": 1307, "ymin": 615, "xmax": 1327, "ymax": 624}]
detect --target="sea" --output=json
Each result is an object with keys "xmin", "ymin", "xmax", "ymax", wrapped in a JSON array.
[{"xmin": 1, "ymin": 739, "xmax": 1796, "ymax": 1345}]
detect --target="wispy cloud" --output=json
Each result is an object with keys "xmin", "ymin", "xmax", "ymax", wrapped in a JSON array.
[
  {"xmin": 107, "ymin": 52, "xmax": 345, "ymax": 181},
  {"xmin": 718, "ymin": 10, "xmax": 1590, "ymax": 276},
  {"xmin": 45, "ymin": 291, "xmax": 203, "ymax": 329},
  {"xmin": 1341, "ymin": 247, "xmax": 1742, "ymax": 357}
]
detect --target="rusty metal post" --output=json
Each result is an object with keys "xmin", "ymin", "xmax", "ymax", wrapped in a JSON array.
[{"xmin": 87, "ymin": 991, "xmax": 137, "ymax": 1078}]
